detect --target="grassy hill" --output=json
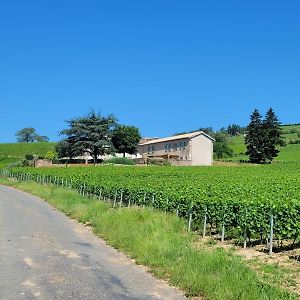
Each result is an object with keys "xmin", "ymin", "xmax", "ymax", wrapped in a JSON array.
[
  {"xmin": 227, "ymin": 124, "xmax": 300, "ymax": 162},
  {"xmin": 0, "ymin": 142, "xmax": 56, "ymax": 159}
]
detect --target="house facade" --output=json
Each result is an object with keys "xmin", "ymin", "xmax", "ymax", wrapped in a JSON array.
[{"xmin": 137, "ymin": 131, "xmax": 214, "ymax": 166}]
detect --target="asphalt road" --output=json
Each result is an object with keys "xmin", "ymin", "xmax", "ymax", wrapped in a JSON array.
[{"xmin": 0, "ymin": 185, "xmax": 185, "ymax": 300}]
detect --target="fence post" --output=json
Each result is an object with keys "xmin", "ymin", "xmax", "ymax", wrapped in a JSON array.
[
  {"xmin": 269, "ymin": 213, "xmax": 274, "ymax": 255},
  {"xmin": 221, "ymin": 210, "xmax": 226, "ymax": 242},
  {"xmin": 188, "ymin": 203, "xmax": 193, "ymax": 232},
  {"xmin": 243, "ymin": 231, "xmax": 247, "ymax": 249},
  {"xmin": 151, "ymin": 195, "xmax": 155, "ymax": 210},
  {"xmin": 176, "ymin": 203, "xmax": 180, "ymax": 217},
  {"xmin": 143, "ymin": 192, "xmax": 146, "ymax": 208},
  {"xmin": 113, "ymin": 191, "xmax": 117, "ymax": 208},
  {"xmin": 119, "ymin": 190, "xmax": 123, "ymax": 207},
  {"xmin": 203, "ymin": 206, "xmax": 207, "ymax": 237}
]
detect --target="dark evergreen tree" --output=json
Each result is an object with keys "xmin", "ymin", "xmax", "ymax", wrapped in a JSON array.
[
  {"xmin": 262, "ymin": 108, "xmax": 283, "ymax": 162},
  {"xmin": 245, "ymin": 109, "xmax": 265, "ymax": 163}
]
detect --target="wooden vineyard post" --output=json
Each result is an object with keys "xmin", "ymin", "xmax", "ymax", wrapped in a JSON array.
[
  {"xmin": 221, "ymin": 212, "xmax": 226, "ymax": 243},
  {"xmin": 203, "ymin": 206, "xmax": 207, "ymax": 237},
  {"xmin": 188, "ymin": 203, "xmax": 193, "ymax": 232},
  {"xmin": 119, "ymin": 190, "xmax": 123, "ymax": 207},
  {"xmin": 113, "ymin": 191, "xmax": 117, "ymax": 208},
  {"xmin": 151, "ymin": 195, "xmax": 155, "ymax": 210},
  {"xmin": 98, "ymin": 189, "xmax": 102, "ymax": 201},
  {"xmin": 176, "ymin": 203, "xmax": 179, "ymax": 217},
  {"xmin": 269, "ymin": 213, "xmax": 274, "ymax": 255},
  {"xmin": 243, "ymin": 208, "xmax": 248, "ymax": 250},
  {"xmin": 243, "ymin": 231, "xmax": 247, "ymax": 250},
  {"xmin": 143, "ymin": 192, "xmax": 146, "ymax": 208},
  {"xmin": 165, "ymin": 198, "xmax": 168, "ymax": 214}
]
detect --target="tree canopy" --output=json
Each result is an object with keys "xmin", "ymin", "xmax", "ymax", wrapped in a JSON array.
[
  {"xmin": 112, "ymin": 125, "xmax": 141, "ymax": 157},
  {"xmin": 15, "ymin": 127, "xmax": 49, "ymax": 143},
  {"xmin": 60, "ymin": 111, "xmax": 117, "ymax": 164}
]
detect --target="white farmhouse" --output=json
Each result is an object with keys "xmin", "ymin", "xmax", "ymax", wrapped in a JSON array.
[{"xmin": 137, "ymin": 131, "xmax": 214, "ymax": 166}]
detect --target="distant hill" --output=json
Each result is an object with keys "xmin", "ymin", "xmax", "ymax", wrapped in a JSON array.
[
  {"xmin": 227, "ymin": 124, "xmax": 300, "ymax": 162},
  {"xmin": 0, "ymin": 142, "xmax": 57, "ymax": 159}
]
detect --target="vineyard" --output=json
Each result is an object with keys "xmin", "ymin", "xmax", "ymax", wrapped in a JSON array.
[{"xmin": 4, "ymin": 163, "xmax": 300, "ymax": 251}]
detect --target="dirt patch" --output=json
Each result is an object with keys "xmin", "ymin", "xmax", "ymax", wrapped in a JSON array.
[{"xmin": 196, "ymin": 236, "xmax": 300, "ymax": 296}]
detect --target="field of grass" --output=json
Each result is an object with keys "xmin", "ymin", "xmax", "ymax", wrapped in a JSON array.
[
  {"xmin": 0, "ymin": 142, "xmax": 56, "ymax": 158},
  {"xmin": 0, "ymin": 178, "xmax": 295, "ymax": 300}
]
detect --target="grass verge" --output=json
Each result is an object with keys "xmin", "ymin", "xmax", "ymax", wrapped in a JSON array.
[{"xmin": 0, "ymin": 177, "xmax": 295, "ymax": 300}]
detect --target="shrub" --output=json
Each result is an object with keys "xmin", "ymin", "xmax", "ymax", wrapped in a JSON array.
[
  {"xmin": 25, "ymin": 154, "xmax": 34, "ymax": 160},
  {"xmin": 105, "ymin": 157, "xmax": 135, "ymax": 165},
  {"xmin": 44, "ymin": 150, "xmax": 57, "ymax": 161},
  {"xmin": 148, "ymin": 158, "xmax": 171, "ymax": 166}
]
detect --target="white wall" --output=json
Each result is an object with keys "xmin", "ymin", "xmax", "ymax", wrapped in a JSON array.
[{"xmin": 190, "ymin": 135, "xmax": 213, "ymax": 166}]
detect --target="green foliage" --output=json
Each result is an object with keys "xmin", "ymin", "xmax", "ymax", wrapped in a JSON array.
[
  {"xmin": 227, "ymin": 124, "xmax": 245, "ymax": 136},
  {"xmin": 0, "ymin": 179, "xmax": 294, "ymax": 300},
  {"xmin": 15, "ymin": 127, "xmax": 49, "ymax": 143},
  {"xmin": 245, "ymin": 108, "xmax": 283, "ymax": 163},
  {"xmin": 55, "ymin": 139, "xmax": 81, "ymax": 161},
  {"xmin": 112, "ymin": 125, "xmax": 141, "ymax": 156},
  {"xmin": 9, "ymin": 163, "xmax": 300, "ymax": 245},
  {"xmin": 148, "ymin": 158, "xmax": 171, "ymax": 166},
  {"xmin": 106, "ymin": 157, "xmax": 135, "ymax": 165},
  {"xmin": 24, "ymin": 154, "xmax": 34, "ymax": 161},
  {"xmin": 213, "ymin": 132, "xmax": 234, "ymax": 159},
  {"xmin": 44, "ymin": 150, "xmax": 57, "ymax": 160},
  {"xmin": 60, "ymin": 110, "xmax": 117, "ymax": 164}
]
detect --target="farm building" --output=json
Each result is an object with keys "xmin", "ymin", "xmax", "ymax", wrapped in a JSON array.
[{"xmin": 137, "ymin": 131, "xmax": 214, "ymax": 166}]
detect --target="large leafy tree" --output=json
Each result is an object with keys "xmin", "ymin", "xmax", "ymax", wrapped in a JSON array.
[
  {"xmin": 245, "ymin": 109, "xmax": 265, "ymax": 163},
  {"xmin": 35, "ymin": 135, "xmax": 49, "ymax": 142},
  {"xmin": 15, "ymin": 127, "xmax": 49, "ymax": 143},
  {"xmin": 262, "ymin": 108, "xmax": 283, "ymax": 162},
  {"xmin": 112, "ymin": 125, "xmax": 141, "ymax": 157},
  {"xmin": 61, "ymin": 111, "xmax": 117, "ymax": 164},
  {"xmin": 55, "ymin": 138, "xmax": 81, "ymax": 164},
  {"xmin": 15, "ymin": 127, "xmax": 37, "ymax": 143}
]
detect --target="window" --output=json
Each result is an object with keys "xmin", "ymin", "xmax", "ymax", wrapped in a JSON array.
[
  {"xmin": 173, "ymin": 143, "xmax": 177, "ymax": 150},
  {"xmin": 183, "ymin": 141, "xmax": 187, "ymax": 147}
]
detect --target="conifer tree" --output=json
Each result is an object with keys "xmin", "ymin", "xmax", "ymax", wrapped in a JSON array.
[
  {"xmin": 245, "ymin": 109, "xmax": 264, "ymax": 163},
  {"xmin": 245, "ymin": 108, "xmax": 283, "ymax": 163},
  {"xmin": 262, "ymin": 108, "xmax": 283, "ymax": 162}
]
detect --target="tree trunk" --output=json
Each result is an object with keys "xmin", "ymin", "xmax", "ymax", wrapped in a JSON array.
[{"xmin": 123, "ymin": 152, "xmax": 126, "ymax": 158}]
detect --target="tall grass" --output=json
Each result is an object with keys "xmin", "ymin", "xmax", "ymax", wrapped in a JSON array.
[{"xmin": 0, "ymin": 178, "xmax": 295, "ymax": 300}]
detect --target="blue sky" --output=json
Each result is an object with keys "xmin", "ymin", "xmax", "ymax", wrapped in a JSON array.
[{"xmin": 1, "ymin": 1, "xmax": 300, "ymax": 142}]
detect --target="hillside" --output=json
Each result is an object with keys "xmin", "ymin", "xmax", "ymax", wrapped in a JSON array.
[
  {"xmin": 227, "ymin": 124, "xmax": 300, "ymax": 162},
  {"xmin": 0, "ymin": 142, "xmax": 56, "ymax": 159}
]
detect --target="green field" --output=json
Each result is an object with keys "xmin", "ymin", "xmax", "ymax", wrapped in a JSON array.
[
  {"xmin": 227, "ymin": 124, "xmax": 300, "ymax": 162},
  {"xmin": 7, "ymin": 162, "xmax": 300, "ymax": 248},
  {"xmin": 0, "ymin": 142, "xmax": 56, "ymax": 159}
]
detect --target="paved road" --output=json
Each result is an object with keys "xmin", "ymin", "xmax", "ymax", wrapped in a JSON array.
[{"xmin": 0, "ymin": 185, "xmax": 185, "ymax": 300}]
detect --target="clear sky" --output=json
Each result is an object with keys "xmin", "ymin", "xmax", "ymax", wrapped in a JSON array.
[{"xmin": 1, "ymin": 1, "xmax": 300, "ymax": 142}]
